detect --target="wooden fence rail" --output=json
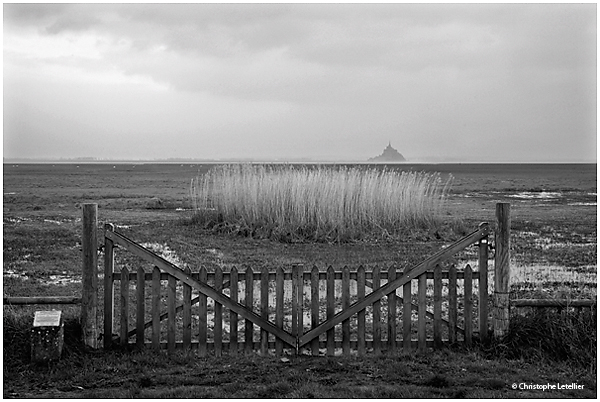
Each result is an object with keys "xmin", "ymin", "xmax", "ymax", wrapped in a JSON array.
[
  {"xmin": 3, "ymin": 296, "xmax": 82, "ymax": 305},
  {"xmin": 512, "ymin": 299, "xmax": 596, "ymax": 308},
  {"xmin": 512, "ymin": 299, "xmax": 596, "ymax": 317}
]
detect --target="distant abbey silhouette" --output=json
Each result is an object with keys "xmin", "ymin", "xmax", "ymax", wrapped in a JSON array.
[{"xmin": 368, "ymin": 142, "xmax": 406, "ymax": 162}]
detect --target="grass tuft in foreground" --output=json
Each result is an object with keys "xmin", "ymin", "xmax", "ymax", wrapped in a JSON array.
[
  {"xmin": 483, "ymin": 307, "xmax": 597, "ymax": 372},
  {"xmin": 191, "ymin": 164, "xmax": 451, "ymax": 242},
  {"xmin": 3, "ymin": 306, "xmax": 33, "ymax": 369}
]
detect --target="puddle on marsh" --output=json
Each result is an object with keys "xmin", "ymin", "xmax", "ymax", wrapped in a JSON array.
[
  {"xmin": 47, "ymin": 274, "xmax": 81, "ymax": 285},
  {"xmin": 3, "ymin": 269, "xmax": 26, "ymax": 279},
  {"xmin": 515, "ymin": 231, "xmax": 596, "ymax": 251},
  {"xmin": 462, "ymin": 259, "xmax": 597, "ymax": 297},
  {"xmin": 43, "ymin": 219, "xmax": 62, "ymax": 225},
  {"xmin": 3, "ymin": 216, "xmax": 31, "ymax": 224},
  {"xmin": 454, "ymin": 190, "xmax": 596, "ymax": 206},
  {"xmin": 205, "ymin": 248, "xmax": 225, "ymax": 259},
  {"xmin": 510, "ymin": 263, "xmax": 597, "ymax": 285},
  {"xmin": 140, "ymin": 242, "xmax": 187, "ymax": 267},
  {"xmin": 507, "ymin": 191, "xmax": 562, "ymax": 200},
  {"xmin": 3, "ymin": 269, "xmax": 81, "ymax": 286}
]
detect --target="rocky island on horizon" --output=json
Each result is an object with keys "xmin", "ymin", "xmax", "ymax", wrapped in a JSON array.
[{"xmin": 368, "ymin": 142, "xmax": 406, "ymax": 162}]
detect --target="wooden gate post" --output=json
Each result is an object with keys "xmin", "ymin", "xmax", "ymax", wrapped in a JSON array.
[
  {"xmin": 82, "ymin": 203, "xmax": 99, "ymax": 348},
  {"xmin": 493, "ymin": 202, "xmax": 510, "ymax": 338}
]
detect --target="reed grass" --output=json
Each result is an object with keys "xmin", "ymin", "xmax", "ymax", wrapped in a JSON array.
[{"xmin": 191, "ymin": 164, "xmax": 451, "ymax": 242}]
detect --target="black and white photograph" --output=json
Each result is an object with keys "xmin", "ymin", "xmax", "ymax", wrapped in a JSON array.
[{"xmin": 3, "ymin": 3, "xmax": 596, "ymax": 398}]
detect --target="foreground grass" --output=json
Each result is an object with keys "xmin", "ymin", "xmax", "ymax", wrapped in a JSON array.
[
  {"xmin": 4, "ymin": 307, "xmax": 596, "ymax": 399},
  {"xmin": 4, "ymin": 343, "xmax": 596, "ymax": 399}
]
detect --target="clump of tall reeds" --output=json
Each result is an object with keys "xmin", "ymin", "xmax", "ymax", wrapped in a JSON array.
[{"xmin": 191, "ymin": 164, "xmax": 451, "ymax": 242}]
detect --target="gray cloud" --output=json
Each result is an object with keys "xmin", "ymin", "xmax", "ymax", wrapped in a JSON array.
[
  {"xmin": 3, "ymin": 3, "xmax": 69, "ymax": 24},
  {"xmin": 3, "ymin": 3, "xmax": 596, "ymax": 161}
]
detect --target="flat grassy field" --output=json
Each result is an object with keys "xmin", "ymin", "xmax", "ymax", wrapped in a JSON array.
[{"xmin": 3, "ymin": 162, "xmax": 597, "ymax": 398}]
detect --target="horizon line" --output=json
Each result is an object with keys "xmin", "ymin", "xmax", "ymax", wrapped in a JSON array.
[{"xmin": 3, "ymin": 157, "xmax": 597, "ymax": 164}]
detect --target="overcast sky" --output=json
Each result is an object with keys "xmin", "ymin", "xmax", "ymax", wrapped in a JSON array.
[{"xmin": 3, "ymin": 3, "xmax": 597, "ymax": 162}]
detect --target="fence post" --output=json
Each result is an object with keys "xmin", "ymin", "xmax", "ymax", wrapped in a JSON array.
[
  {"xmin": 493, "ymin": 202, "xmax": 510, "ymax": 338},
  {"xmin": 81, "ymin": 203, "xmax": 98, "ymax": 348}
]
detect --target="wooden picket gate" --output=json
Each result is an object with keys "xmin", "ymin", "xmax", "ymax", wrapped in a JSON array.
[{"xmin": 102, "ymin": 220, "xmax": 496, "ymax": 355}]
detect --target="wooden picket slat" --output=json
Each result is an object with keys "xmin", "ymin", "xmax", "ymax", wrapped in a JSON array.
[
  {"xmin": 167, "ymin": 274, "xmax": 176, "ymax": 353},
  {"xmin": 433, "ymin": 264, "xmax": 442, "ymax": 349},
  {"xmin": 103, "ymin": 226, "xmax": 115, "ymax": 350},
  {"xmin": 478, "ymin": 232, "xmax": 489, "ymax": 343},
  {"xmin": 183, "ymin": 267, "xmax": 192, "ymax": 349},
  {"xmin": 230, "ymin": 267, "xmax": 239, "ymax": 355},
  {"xmin": 403, "ymin": 266, "xmax": 411, "ymax": 352},
  {"xmin": 152, "ymin": 267, "xmax": 160, "ymax": 350},
  {"xmin": 387, "ymin": 266, "xmax": 397, "ymax": 353},
  {"xmin": 372, "ymin": 266, "xmax": 381, "ymax": 356},
  {"xmin": 326, "ymin": 266, "xmax": 335, "ymax": 357},
  {"xmin": 298, "ymin": 266, "xmax": 304, "ymax": 347},
  {"xmin": 245, "ymin": 266, "xmax": 254, "ymax": 355},
  {"xmin": 464, "ymin": 264, "xmax": 473, "ymax": 347},
  {"xmin": 342, "ymin": 266, "xmax": 350, "ymax": 356},
  {"xmin": 357, "ymin": 266, "xmax": 366, "ymax": 356},
  {"xmin": 448, "ymin": 265, "xmax": 457, "ymax": 343},
  {"xmin": 417, "ymin": 272, "xmax": 427, "ymax": 352},
  {"xmin": 275, "ymin": 267, "xmax": 284, "ymax": 356},
  {"xmin": 120, "ymin": 267, "xmax": 129, "ymax": 346},
  {"xmin": 198, "ymin": 267, "xmax": 207, "ymax": 356},
  {"xmin": 260, "ymin": 267, "xmax": 269, "ymax": 356},
  {"xmin": 215, "ymin": 267, "xmax": 223, "ymax": 357},
  {"xmin": 291, "ymin": 264, "xmax": 300, "ymax": 355},
  {"xmin": 136, "ymin": 266, "xmax": 145, "ymax": 348},
  {"xmin": 311, "ymin": 266, "xmax": 320, "ymax": 356}
]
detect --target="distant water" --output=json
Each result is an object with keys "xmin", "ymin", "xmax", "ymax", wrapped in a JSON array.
[
  {"xmin": 4, "ymin": 162, "xmax": 596, "ymax": 191},
  {"xmin": 3, "ymin": 162, "xmax": 596, "ymax": 173}
]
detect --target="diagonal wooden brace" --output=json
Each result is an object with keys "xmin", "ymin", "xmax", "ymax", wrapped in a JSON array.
[
  {"xmin": 298, "ymin": 224, "xmax": 490, "ymax": 347},
  {"xmin": 105, "ymin": 230, "xmax": 296, "ymax": 348}
]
